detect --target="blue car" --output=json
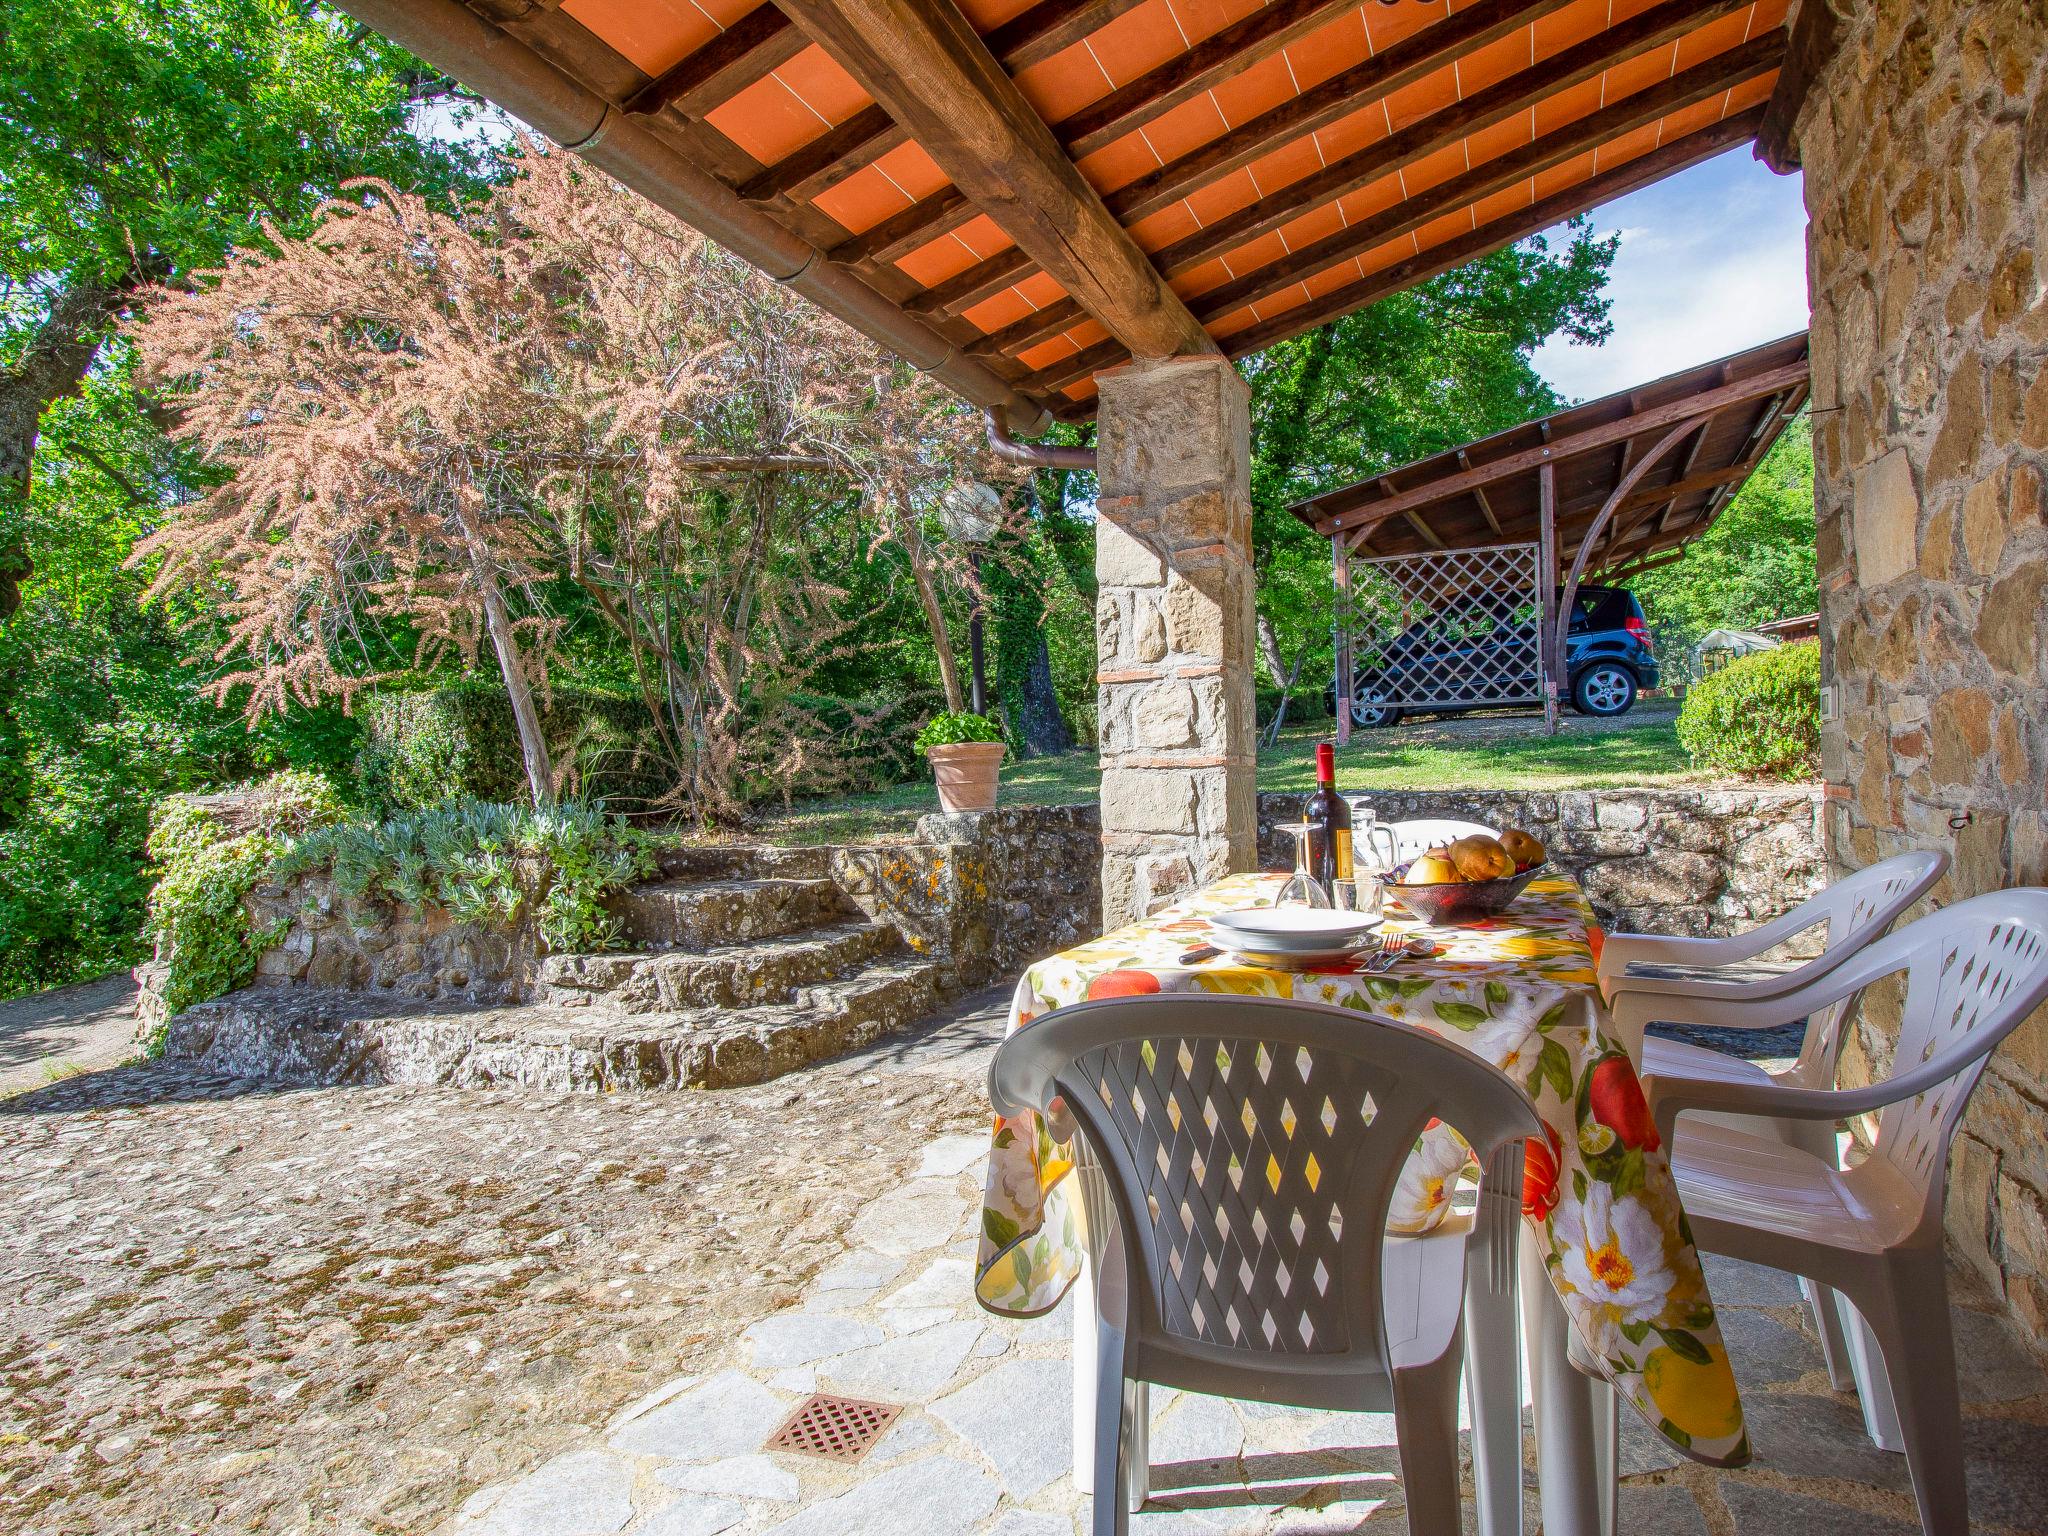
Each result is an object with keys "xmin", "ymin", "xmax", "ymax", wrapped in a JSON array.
[{"xmin": 1334, "ymin": 585, "xmax": 1660, "ymax": 728}]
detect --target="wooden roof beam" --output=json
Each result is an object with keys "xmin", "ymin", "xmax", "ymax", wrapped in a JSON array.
[
  {"xmin": 773, "ymin": 0, "xmax": 1214, "ymax": 360},
  {"xmin": 1756, "ymin": 0, "xmax": 1841, "ymax": 173},
  {"xmin": 738, "ymin": 0, "xmax": 1144, "ymax": 204},
  {"xmin": 1153, "ymin": 0, "xmax": 1763, "ymax": 281},
  {"xmin": 1305, "ymin": 357, "xmax": 1811, "ymax": 535}
]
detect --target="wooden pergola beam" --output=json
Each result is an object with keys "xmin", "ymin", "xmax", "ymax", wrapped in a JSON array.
[
  {"xmin": 773, "ymin": 0, "xmax": 1214, "ymax": 360},
  {"xmin": 1307, "ymin": 359, "xmax": 1811, "ymax": 535},
  {"xmin": 1153, "ymin": 0, "xmax": 1759, "ymax": 282}
]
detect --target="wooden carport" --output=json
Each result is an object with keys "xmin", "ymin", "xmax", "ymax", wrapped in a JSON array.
[{"xmin": 1289, "ymin": 331, "xmax": 1810, "ymax": 739}]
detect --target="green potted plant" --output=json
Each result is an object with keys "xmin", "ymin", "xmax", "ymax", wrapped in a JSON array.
[{"xmin": 914, "ymin": 711, "xmax": 1006, "ymax": 814}]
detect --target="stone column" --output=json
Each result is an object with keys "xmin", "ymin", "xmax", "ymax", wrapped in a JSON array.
[{"xmin": 1094, "ymin": 354, "xmax": 1258, "ymax": 929}]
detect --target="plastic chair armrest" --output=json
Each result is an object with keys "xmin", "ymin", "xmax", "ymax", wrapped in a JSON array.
[{"xmin": 1651, "ymin": 1049, "xmax": 1972, "ymax": 1149}]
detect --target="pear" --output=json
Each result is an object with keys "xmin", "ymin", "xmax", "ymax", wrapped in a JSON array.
[
  {"xmin": 1500, "ymin": 829, "xmax": 1546, "ymax": 870},
  {"xmin": 1449, "ymin": 834, "xmax": 1516, "ymax": 882},
  {"xmin": 1405, "ymin": 847, "xmax": 1459, "ymax": 885}
]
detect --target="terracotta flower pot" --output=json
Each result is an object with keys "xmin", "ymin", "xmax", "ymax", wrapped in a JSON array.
[{"xmin": 926, "ymin": 741, "xmax": 1006, "ymax": 814}]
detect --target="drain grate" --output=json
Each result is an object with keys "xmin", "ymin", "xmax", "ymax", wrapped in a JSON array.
[{"xmin": 764, "ymin": 1392, "xmax": 902, "ymax": 1463}]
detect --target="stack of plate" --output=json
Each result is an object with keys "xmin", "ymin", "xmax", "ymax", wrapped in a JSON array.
[{"xmin": 1208, "ymin": 907, "xmax": 1382, "ymax": 968}]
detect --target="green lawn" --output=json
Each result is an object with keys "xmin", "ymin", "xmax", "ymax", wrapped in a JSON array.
[{"xmin": 754, "ymin": 709, "xmax": 1708, "ymax": 845}]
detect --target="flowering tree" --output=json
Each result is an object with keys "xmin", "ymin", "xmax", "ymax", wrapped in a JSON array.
[{"xmin": 131, "ymin": 143, "xmax": 1015, "ymax": 818}]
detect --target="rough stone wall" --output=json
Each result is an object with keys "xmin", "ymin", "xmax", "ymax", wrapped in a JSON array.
[
  {"xmin": 245, "ymin": 874, "xmax": 546, "ymax": 1003},
  {"xmin": 830, "ymin": 804, "xmax": 1103, "ymax": 992},
  {"xmin": 1093, "ymin": 355, "xmax": 1259, "ymax": 929},
  {"xmin": 1799, "ymin": 1, "xmax": 2048, "ymax": 1322},
  {"xmin": 1257, "ymin": 788, "xmax": 1824, "ymax": 939}
]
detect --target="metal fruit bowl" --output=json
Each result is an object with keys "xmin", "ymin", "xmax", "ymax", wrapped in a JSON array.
[{"xmin": 1377, "ymin": 861, "xmax": 1547, "ymax": 926}]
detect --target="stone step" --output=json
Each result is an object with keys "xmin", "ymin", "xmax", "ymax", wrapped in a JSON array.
[
  {"xmin": 610, "ymin": 876, "xmax": 853, "ymax": 950},
  {"xmin": 536, "ymin": 921, "xmax": 898, "ymax": 1012},
  {"xmin": 652, "ymin": 843, "xmax": 836, "ymax": 883},
  {"xmin": 165, "ymin": 956, "xmax": 947, "ymax": 1092}
]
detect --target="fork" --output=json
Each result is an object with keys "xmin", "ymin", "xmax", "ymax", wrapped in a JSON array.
[{"xmin": 1368, "ymin": 933, "xmax": 1412, "ymax": 972}]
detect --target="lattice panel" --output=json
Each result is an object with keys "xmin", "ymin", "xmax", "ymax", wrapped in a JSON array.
[
  {"xmin": 1343, "ymin": 542, "xmax": 1545, "ymax": 711},
  {"xmin": 1074, "ymin": 1033, "xmax": 1404, "ymax": 1358},
  {"xmin": 1885, "ymin": 920, "xmax": 2048, "ymax": 1188}
]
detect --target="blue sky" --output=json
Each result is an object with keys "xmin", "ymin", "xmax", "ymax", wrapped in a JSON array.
[{"xmin": 1528, "ymin": 146, "xmax": 1811, "ymax": 405}]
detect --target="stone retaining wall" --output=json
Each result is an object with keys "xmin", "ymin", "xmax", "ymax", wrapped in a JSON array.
[
  {"xmin": 830, "ymin": 804, "xmax": 1102, "ymax": 993},
  {"xmin": 1256, "ymin": 787, "xmax": 1824, "ymax": 939}
]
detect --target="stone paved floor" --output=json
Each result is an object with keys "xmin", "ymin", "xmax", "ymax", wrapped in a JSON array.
[
  {"xmin": 0, "ymin": 974, "xmax": 139, "ymax": 1096},
  {"xmin": 5, "ymin": 987, "xmax": 2047, "ymax": 1534}
]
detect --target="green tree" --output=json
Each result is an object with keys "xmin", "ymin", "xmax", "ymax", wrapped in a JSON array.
[
  {"xmin": 1243, "ymin": 222, "xmax": 1619, "ymax": 713},
  {"xmin": 0, "ymin": 0, "xmax": 482, "ymax": 994},
  {"xmin": 1633, "ymin": 413, "xmax": 1816, "ymax": 665},
  {"xmin": 0, "ymin": 0, "xmax": 487, "ymax": 614}
]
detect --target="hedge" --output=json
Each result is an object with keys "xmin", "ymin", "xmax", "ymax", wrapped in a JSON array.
[
  {"xmin": 1676, "ymin": 640, "xmax": 1821, "ymax": 779},
  {"xmin": 354, "ymin": 684, "xmax": 669, "ymax": 812}
]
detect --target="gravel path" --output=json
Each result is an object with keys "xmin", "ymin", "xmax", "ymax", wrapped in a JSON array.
[
  {"xmin": 0, "ymin": 974, "xmax": 140, "ymax": 1097},
  {"xmin": 0, "ymin": 991, "xmax": 1007, "ymax": 1536}
]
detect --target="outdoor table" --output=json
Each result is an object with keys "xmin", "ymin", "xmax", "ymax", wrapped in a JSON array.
[{"xmin": 974, "ymin": 870, "xmax": 1751, "ymax": 1521}]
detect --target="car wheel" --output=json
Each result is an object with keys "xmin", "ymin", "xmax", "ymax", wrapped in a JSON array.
[
  {"xmin": 1572, "ymin": 662, "xmax": 1638, "ymax": 717},
  {"xmin": 1350, "ymin": 687, "xmax": 1401, "ymax": 729}
]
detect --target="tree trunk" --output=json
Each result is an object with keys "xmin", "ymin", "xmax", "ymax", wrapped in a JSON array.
[
  {"xmin": 0, "ymin": 278, "xmax": 120, "ymax": 620},
  {"xmin": 1256, "ymin": 611, "xmax": 1291, "ymax": 730},
  {"xmin": 1016, "ymin": 632, "xmax": 1074, "ymax": 755},
  {"xmin": 905, "ymin": 527, "xmax": 965, "ymax": 712},
  {"xmin": 455, "ymin": 514, "xmax": 554, "ymax": 808}
]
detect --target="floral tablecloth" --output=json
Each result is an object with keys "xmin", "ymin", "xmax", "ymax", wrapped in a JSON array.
[{"xmin": 973, "ymin": 871, "xmax": 1749, "ymax": 1467}]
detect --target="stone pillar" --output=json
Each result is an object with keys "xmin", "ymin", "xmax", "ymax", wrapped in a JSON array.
[{"xmin": 1094, "ymin": 354, "xmax": 1257, "ymax": 929}]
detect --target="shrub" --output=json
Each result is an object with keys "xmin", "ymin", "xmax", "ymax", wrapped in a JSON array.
[
  {"xmin": 353, "ymin": 684, "xmax": 666, "ymax": 813},
  {"xmin": 274, "ymin": 800, "xmax": 654, "ymax": 952},
  {"xmin": 779, "ymin": 692, "xmax": 925, "ymax": 794},
  {"xmin": 913, "ymin": 710, "xmax": 1006, "ymax": 752},
  {"xmin": 1255, "ymin": 685, "xmax": 1333, "ymax": 728},
  {"xmin": 142, "ymin": 771, "xmax": 347, "ymax": 1031},
  {"xmin": 1677, "ymin": 640, "xmax": 1821, "ymax": 778}
]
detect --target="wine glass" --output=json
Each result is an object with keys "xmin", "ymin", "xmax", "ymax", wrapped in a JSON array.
[{"xmin": 1275, "ymin": 822, "xmax": 1331, "ymax": 908}]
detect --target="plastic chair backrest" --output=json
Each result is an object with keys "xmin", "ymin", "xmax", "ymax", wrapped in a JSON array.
[
  {"xmin": 1385, "ymin": 819, "xmax": 1502, "ymax": 864},
  {"xmin": 1742, "ymin": 890, "xmax": 2048, "ymax": 1231},
  {"xmin": 1790, "ymin": 849, "xmax": 1948, "ymax": 1080},
  {"xmin": 1875, "ymin": 891, "xmax": 2048, "ymax": 1217},
  {"xmin": 989, "ymin": 994, "xmax": 1540, "ymax": 1409}
]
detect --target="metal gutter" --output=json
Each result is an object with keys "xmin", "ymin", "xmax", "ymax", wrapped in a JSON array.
[
  {"xmin": 984, "ymin": 410, "xmax": 1096, "ymax": 471},
  {"xmin": 334, "ymin": 0, "xmax": 1054, "ymax": 435}
]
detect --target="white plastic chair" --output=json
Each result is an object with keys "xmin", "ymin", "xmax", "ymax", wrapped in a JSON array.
[
  {"xmin": 1601, "ymin": 849, "xmax": 1947, "ymax": 1385},
  {"xmin": 1644, "ymin": 889, "xmax": 2048, "ymax": 1535},
  {"xmin": 1384, "ymin": 818, "xmax": 1502, "ymax": 864},
  {"xmin": 990, "ymin": 993, "xmax": 1541, "ymax": 1536}
]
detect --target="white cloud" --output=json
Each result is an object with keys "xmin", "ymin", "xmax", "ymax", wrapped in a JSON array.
[{"xmin": 1532, "ymin": 148, "xmax": 1810, "ymax": 404}]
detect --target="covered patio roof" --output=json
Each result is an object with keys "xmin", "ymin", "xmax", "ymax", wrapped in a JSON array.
[
  {"xmin": 345, "ymin": 0, "xmax": 1798, "ymax": 428},
  {"xmin": 1288, "ymin": 329, "xmax": 1810, "ymax": 581}
]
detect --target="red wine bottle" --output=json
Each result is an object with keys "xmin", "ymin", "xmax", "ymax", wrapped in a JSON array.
[{"xmin": 1304, "ymin": 742, "xmax": 1353, "ymax": 889}]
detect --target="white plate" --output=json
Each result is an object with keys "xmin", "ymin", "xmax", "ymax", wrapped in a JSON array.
[
  {"xmin": 1210, "ymin": 907, "xmax": 1382, "ymax": 948},
  {"xmin": 1212, "ymin": 941, "xmax": 1376, "ymax": 970}
]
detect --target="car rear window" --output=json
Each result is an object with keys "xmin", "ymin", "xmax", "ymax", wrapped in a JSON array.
[{"xmin": 1572, "ymin": 588, "xmax": 1636, "ymax": 629}]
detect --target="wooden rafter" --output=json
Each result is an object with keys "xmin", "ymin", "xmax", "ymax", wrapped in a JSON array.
[
  {"xmin": 1153, "ymin": 0, "xmax": 1766, "ymax": 283},
  {"xmin": 623, "ymin": 7, "xmax": 805, "ymax": 118},
  {"xmin": 773, "ymin": 0, "xmax": 1215, "ymax": 360},
  {"xmin": 1027, "ymin": 105, "xmax": 1768, "ymax": 400},
  {"xmin": 1178, "ymin": 32, "xmax": 1782, "ymax": 311}
]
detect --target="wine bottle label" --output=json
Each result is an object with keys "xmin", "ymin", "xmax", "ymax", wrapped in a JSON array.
[{"xmin": 1334, "ymin": 828, "xmax": 1353, "ymax": 880}]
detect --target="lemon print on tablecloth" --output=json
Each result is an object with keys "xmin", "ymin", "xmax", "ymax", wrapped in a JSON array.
[{"xmin": 1643, "ymin": 1345, "xmax": 1743, "ymax": 1444}]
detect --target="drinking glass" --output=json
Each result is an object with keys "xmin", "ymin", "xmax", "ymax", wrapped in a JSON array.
[{"xmin": 1275, "ymin": 822, "xmax": 1331, "ymax": 908}]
